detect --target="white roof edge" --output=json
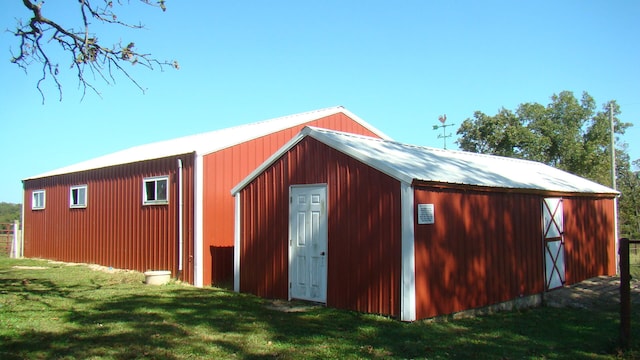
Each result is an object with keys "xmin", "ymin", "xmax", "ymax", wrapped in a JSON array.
[
  {"xmin": 337, "ymin": 108, "xmax": 392, "ymax": 141},
  {"xmin": 193, "ymin": 106, "xmax": 390, "ymax": 157},
  {"xmin": 305, "ymin": 127, "xmax": 414, "ymax": 183},
  {"xmin": 232, "ymin": 126, "xmax": 618, "ymax": 196},
  {"xmin": 24, "ymin": 106, "xmax": 388, "ymax": 181},
  {"xmin": 231, "ymin": 126, "xmax": 410, "ymax": 195},
  {"xmin": 310, "ymin": 127, "xmax": 618, "ymax": 195},
  {"xmin": 231, "ymin": 129, "xmax": 310, "ymax": 195}
]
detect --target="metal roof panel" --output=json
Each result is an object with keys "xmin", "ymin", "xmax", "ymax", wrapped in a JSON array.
[
  {"xmin": 308, "ymin": 127, "xmax": 617, "ymax": 195},
  {"xmin": 25, "ymin": 106, "xmax": 388, "ymax": 180},
  {"xmin": 233, "ymin": 126, "xmax": 617, "ymax": 196}
]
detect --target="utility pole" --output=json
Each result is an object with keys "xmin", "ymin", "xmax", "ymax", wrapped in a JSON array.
[
  {"xmin": 610, "ymin": 103, "xmax": 619, "ymax": 262},
  {"xmin": 610, "ymin": 103, "xmax": 616, "ymax": 190},
  {"xmin": 433, "ymin": 114, "xmax": 455, "ymax": 149}
]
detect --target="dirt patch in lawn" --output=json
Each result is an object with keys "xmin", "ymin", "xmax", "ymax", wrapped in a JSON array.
[
  {"xmin": 265, "ymin": 299, "xmax": 321, "ymax": 313},
  {"xmin": 46, "ymin": 260, "xmax": 133, "ymax": 274}
]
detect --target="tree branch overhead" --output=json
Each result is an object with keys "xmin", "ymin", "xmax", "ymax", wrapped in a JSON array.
[{"xmin": 10, "ymin": 0, "xmax": 178, "ymax": 103}]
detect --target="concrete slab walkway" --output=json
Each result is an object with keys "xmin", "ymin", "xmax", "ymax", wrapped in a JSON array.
[{"xmin": 543, "ymin": 276, "xmax": 640, "ymax": 310}]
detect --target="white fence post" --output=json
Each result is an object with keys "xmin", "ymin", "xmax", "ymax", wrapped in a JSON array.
[{"xmin": 11, "ymin": 220, "xmax": 22, "ymax": 259}]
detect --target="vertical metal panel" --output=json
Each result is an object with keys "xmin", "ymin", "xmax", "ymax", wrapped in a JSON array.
[
  {"xmin": 563, "ymin": 197, "xmax": 616, "ymax": 283},
  {"xmin": 23, "ymin": 153, "xmax": 195, "ymax": 284},
  {"xmin": 202, "ymin": 113, "xmax": 384, "ymax": 286},
  {"xmin": 239, "ymin": 137, "xmax": 402, "ymax": 317},
  {"xmin": 413, "ymin": 188, "xmax": 544, "ymax": 319}
]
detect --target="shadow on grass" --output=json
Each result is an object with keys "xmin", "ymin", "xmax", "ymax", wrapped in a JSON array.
[{"xmin": 0, "ymin": 264, "xmax": 637, "ymax": 359}]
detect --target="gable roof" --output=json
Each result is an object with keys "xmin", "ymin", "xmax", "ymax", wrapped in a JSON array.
[
  {"xmin": 25, "ymin": 106, "xmax": 389, "ymax": 180},
  {"xmin": 232, "ymin": 126, "xmax": 617, "ymax": 196}
]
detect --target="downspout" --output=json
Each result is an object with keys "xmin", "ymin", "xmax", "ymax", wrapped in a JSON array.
[{"xmin": 177, "ymin": 159, "xmax": 184, "ymax": 278}]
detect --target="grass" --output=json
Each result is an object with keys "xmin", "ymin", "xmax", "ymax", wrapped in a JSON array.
[{"xmin": 1, "ymin": 256, "xmax": 640, "ymax": 359}]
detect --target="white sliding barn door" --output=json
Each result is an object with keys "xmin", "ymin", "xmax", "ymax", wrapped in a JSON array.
[{"xmin": 543, "ymin": 197, "xmax": 566, "ymax": 290}]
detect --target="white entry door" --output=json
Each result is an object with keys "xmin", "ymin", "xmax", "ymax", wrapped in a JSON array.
[
  {"xmin": 289, "ymin": 184, "xmax": 328, "ymax": 303},
  {"xmin": 543, "ymin": 197, "xmax": 566, "ymax": 290}
]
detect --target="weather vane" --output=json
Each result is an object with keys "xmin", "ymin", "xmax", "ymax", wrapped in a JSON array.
[{"xmin": 433, "ymin": 114, "xmax": 455, "ymax": 149}]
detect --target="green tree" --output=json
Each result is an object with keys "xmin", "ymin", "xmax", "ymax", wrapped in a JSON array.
[
  {"xmin": 10, "ymin": 0, "xmax": 178, "ymax": 102},
  {"xmin": 456, "ymin": 90, "xmax": 639, "ymax": 238},
  {"xmin": 457, "ymin": 91, "xmax": 631, "ymax": 188},
  {"xmin": 0, "ymin": 203, "xmax": 21, "ymax": 224},
  {"xmin": 618, "ymin": 154, "xmax": 640, "ymax": 239},
  {"xmin": 456, "ymin": 108, "xmax": 529, "ymax": 158}
]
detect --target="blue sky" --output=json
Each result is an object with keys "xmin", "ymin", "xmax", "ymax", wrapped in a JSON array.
[{"xmin": 1, "ymin": 1, "xmax": 638, "ymax": 204}]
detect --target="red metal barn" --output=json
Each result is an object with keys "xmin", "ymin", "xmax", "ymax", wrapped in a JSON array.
[
  {"xmin": 231, "ymin": 127, "xmax": 618, "ymax": 321},
  {"xmin": 22, "ymin": 107, "xmax": 388, "ymax": 286}
]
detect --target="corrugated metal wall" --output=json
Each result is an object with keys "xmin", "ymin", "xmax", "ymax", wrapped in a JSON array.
[
  {"xmin": 23, "ymin": 154, "xmax": 195, "ymax": 283},
  {"xmin": 239, "ymin": 137, "xmax": 402, "ymax": 317},
  {"xmin": 202, "ymin": 113, "xmax": 384, "ymax": 286},
  {"xmin": 563, "ymin": 197, "xmax": 617, "ymax": 282},
  {"xmin": 413, "ymin": 187, "xmax": 544, "ymax": 319},
  {"xmin": 236, "ymin": 133, "xmax": 617, "ymax": 319}
]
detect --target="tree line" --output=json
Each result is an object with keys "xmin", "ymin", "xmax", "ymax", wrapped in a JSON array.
[
  {"xmin": 0, "ymin": 203, "xmax": 21, "ymax": 224},
  {"xmin": 456, "ymin": 90, "xmax": 640, "ymax": 239}
]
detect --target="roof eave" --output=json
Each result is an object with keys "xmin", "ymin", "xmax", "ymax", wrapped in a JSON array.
[
  {"xmin": 411, "ymin": 179, "xmax": 620, "ymax": 198},
  {"xmin": 23, "ymin": 151, "xmax": 197, "ymax": 182}
]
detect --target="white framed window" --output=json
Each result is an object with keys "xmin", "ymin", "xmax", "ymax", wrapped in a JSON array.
[
  {"xmin": 70, "ymin": 185, "xmax": 88, "ymax": 208},
  {"xmin": 143, "ymin": 176, "xmax": 169, "ymax": 205},
  {"xmin": 32, "ymin": 190, "xmax": 46, "ymax": 210}
]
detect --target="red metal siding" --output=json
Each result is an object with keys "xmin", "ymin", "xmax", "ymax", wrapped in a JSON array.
[
  {"xmin": 240, "ymin": 160, "xmax": 290, "ymax": 298},
  {"xmin": 413, "ymin": 188, "xmax": 544, "ymax": 319},
  {"xmin": 202, "ymin": 113, "xmax": 384, "ymax": 286},
  {"xmin": 23, "ymin": 154, "xmax": 195, "ymax": 284},
  {"xmin": 239, "ymin": 137, "xmax": 402, "ymax": 317},
  {"xmin": 563, "ymin": 197, "xmax": 617, "ymax": 283}
]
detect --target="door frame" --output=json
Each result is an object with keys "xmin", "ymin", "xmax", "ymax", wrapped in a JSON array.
[
  {"xmin": 288, "ymin": 184, "xmax": 328, "ymax": 303},
  {"xmin": 543, "ymin": 197, "xmax": 566, "ymax": 290}
]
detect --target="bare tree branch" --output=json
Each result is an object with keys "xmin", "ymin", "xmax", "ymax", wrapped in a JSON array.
[{"xmin": 10, "ymin": 0, "xmax": 178, "ymax": 103}]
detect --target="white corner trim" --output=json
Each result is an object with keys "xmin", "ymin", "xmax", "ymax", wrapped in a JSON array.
[
  {"xmin": 338, "ymin": 107, "xmax": 392, "ymax": 141},
  {"xmin": 194, "ymin": 154, "xmax": 204, "ymax": 287},
  {"xmin": 234, "ymin": 193, "xmax": 241, "ymax": 292},
  {"xmin": 400, "ymin": 183, "xmax": 416, "ymax": 321}
]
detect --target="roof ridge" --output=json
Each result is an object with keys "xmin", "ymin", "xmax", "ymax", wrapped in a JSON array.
[
  {"xmin": 142, "ymin": 106, "xmax": 347, "ymax": 146},
  {"xmin": 24, "ymin": 106, "xmax": 356, "ymax": 180},
  {"xmin": 223, "ymin": 106, "xmax": 344, "ymax": 131}
]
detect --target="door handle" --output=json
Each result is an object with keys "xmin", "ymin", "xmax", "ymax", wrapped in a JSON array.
[{"xmin": 320, "ymin": 251, "xmax": 326, "ymax": 256}]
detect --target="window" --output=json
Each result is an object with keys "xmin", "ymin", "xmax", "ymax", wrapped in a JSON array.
[
  {"xmin": 70, "ymin": 185, "xmax": 88, "ymax": 208},
  {"xmin": 143, "ymin": 176, "xmax": 169, "ymax": 205},
  {"xmin": 32, "ymin": 190, "xmax": 45, "ymax": 210}
]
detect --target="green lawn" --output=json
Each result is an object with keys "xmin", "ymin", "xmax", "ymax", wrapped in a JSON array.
[{"xmin": 1, "ymin": 256, "xmax": 638, "ymax": 359}]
